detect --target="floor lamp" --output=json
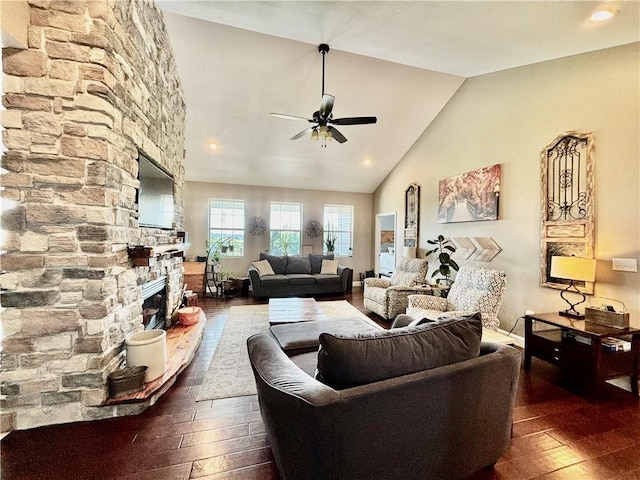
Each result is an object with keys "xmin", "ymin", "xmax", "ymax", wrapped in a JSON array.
[{"xmin": 550, "ymin": 256, "xmax": 597, "ymax": 319}]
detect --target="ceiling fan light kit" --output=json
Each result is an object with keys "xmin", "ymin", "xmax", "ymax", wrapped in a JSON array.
[{"xmin": 270, "ymin": 43, "xmax": 377, "ymax": 146}]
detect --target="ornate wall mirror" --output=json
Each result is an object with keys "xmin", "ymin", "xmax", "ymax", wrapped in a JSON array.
[
  {"xmin": 540, "ymin": 131, "xmax": 595, "ymax": 293},
  {"xmin": 404, "ymin": 183, "xmax": 420, "ymax": 247}
]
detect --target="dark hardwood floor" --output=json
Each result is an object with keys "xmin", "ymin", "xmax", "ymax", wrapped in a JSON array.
[{"xmin": 2, "ymin": 292, "xmax": 640, "ymax": 480}]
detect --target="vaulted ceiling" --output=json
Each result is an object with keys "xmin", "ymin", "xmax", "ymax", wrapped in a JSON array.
[{"xmin": 158, "ymin": 1, "xmax": 639, "ymax": 193}]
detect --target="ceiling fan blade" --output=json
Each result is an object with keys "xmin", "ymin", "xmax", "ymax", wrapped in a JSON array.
[
  {"xmin": 328, "ymin": 126, "xmax": 347, "ymax": 143},
  {"xmin": 290, "ymin": 127, "xmax": 315, "ymax": 140},
  {"xmin": 330, "ymin": 116, "xmax": 377, "ymax": 126},
  {"xmin": 319, "ymin": 94, "xmax": 335, "ymax": 119},
  {"xmin": 270, "ymin": 113, "xmax": 313, "ymax": 122}
]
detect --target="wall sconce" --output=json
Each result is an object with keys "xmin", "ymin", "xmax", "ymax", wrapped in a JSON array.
[{"xmin": 550, "ymin": 256, "xmax": 597, "ymax": 319}]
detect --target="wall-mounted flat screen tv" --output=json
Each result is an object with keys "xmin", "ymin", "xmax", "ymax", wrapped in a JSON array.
[{"xmin": 137, "ymin": 153, "xmax": 175, "ymax": 229}]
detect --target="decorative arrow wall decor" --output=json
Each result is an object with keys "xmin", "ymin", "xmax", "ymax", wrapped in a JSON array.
[{"xmin": 451, "ymin": 237, "xmax": 502, "ymax": 262}]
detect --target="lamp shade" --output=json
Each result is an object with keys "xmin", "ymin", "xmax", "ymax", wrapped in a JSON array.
[
  {"xmin": 550, "ymin": 256, "xmax": 596, "ymax": 282},
  {"xmin": 403, "ymin": 246, "xmax": 417, "ymax": 258}
]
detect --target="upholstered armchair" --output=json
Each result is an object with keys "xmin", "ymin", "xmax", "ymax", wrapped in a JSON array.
[
  {"xmin": 363, "ymin": 257, "xmax": 428, "ymax": 320},
  {"xmin": 406, "ymin": 265, "xmax": 507, "ymax": 331}
]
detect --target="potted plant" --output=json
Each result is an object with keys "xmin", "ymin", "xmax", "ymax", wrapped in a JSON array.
[
  {"xmin": 324, "ymin": 228, "xmax": 337, "ymax": 254},
  {"xmin": 220, "ymin": 270, "xmax": 232, "ymax": 290},
  {"xmin": 425, "ymin": 235, "xmax": 459, "ymax": 287},
  {"xmin": 206, "ymin": 235, "xmax": 233, "ymax": 262},
  {"xmin": 211, "ymin": 250, "xmax": 221, "ymax": 272},
  {"xmin": 222, "ymin": 271, "xmax": 241, "ymax": 297}
]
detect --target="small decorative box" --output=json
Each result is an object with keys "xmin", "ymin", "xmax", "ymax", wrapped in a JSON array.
[{"xmin": 585, "ymin": 307, "xmax": 630, "ymax": 329}]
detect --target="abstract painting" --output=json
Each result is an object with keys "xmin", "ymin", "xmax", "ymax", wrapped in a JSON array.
[{"xmin": 437, "ymin": 164, "xmax": 501, "ymax": 223}]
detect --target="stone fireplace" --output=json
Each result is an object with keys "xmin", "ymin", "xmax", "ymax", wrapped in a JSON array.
[{"xmin": 1, "ymin": 0, "xmax": 186, "ymax": 431}]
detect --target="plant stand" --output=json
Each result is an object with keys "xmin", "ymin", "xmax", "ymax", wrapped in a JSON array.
[{"xmin": 206, "ymin": 268, "xmax": 227, "ymax": 299}]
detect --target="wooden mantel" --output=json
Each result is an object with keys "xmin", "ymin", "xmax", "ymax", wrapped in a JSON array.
[{"xmin": 128, "ymin": 242, "xmax": 191, "ymax": 266}]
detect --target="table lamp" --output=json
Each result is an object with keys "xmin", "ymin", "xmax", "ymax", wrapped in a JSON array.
[{"xmin": 550, "ymin": 255, "xmax": 597, "ymax": 319}]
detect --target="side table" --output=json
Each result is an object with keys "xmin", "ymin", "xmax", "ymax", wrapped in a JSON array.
[
  {"xmin": 183, "ymin": 261, "xmax": 206, "ymax": 297},
  {"xmin": 524, "ymin": 312, "xmax": 640, "ymax": 401},
  {"xmin": 413, "ymin": 283, "xmax": 450, "ymax": 297}
]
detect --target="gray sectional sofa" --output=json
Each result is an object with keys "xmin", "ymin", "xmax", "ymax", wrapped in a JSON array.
[
  {"xmin": 248, "ymin": 253, "xmax": 352, "ymax": 299},
  {"xmin": 247, "ymin": 314, "xmax": 521, "ymax": 480}
]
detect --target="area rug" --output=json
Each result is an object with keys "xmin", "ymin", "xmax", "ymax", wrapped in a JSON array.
[{"xmin": 196, "ymin": 300, "xmax": 376, "ymax": 401}]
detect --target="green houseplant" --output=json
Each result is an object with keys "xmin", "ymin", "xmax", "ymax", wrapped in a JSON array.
[
  {"xmin": 324, "ymin": 227, "xmax": 337, "ymax": 253},
  {"xmin": 425, "ymin": 235, "xmax": 459, "ymax": 286}
]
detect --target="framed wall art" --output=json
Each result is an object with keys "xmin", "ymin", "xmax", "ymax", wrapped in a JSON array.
[{"xmin": 437, "ymin": 164, "xmax": 501, "ymax": 223}]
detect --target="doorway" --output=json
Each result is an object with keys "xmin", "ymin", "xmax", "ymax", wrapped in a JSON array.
[{"xmin": 375, "ymin": 212, "xmax": 396, "ymax": 276}]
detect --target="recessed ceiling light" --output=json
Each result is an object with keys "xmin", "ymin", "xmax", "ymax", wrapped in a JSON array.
[
  {"xmin": 362, "ymin": 158, "xmax": 373, "ymax": 167},
  {"xmin": 590, "ymin": 5, "xmax": 618, "ymax": 21},
  {"xmin": 208, "ymin": 141, "xmax": 218, "ymax": 151}
]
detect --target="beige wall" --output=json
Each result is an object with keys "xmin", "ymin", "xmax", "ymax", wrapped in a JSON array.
[
  {"xmin": 374, "ymin": 43, "xmax": 640, "ymax": 331},
  {"xmin": 184, "ymin": 182, "xmax": 373, "ymax": 282}
]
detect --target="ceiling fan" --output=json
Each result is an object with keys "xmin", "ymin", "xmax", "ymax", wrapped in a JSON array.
[{"xmin": 270, "ymin": 44, "xmax": 377, "ymax": 145}]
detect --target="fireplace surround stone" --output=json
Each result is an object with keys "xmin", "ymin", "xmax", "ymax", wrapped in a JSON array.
[{"xmin": 1, "ymin": 0, "xmax": 186, "ymax": 431}]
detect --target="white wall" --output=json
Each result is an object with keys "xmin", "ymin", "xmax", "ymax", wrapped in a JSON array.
[
  {"xmin": 183, "ymin": 181, "xmax": 373, "ymax": 281},
  {"xmin": 374, "ymin": 43, "xmax": 640, "ymax": 331}
]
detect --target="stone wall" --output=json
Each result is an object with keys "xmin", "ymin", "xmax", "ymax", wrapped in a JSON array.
[{"xmin": 1, "ymin": 0, "xmax": 186, "ymax": 431}]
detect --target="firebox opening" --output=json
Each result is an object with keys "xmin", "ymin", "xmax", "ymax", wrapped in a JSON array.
[{"xmin": 141, "ymin": 277, "xmax": 167, "ymax": 330}]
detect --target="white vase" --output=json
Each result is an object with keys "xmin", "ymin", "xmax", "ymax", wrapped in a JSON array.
[{"xmin": 125, "ymin": 330, "xmax": 167, "ymax": 382}]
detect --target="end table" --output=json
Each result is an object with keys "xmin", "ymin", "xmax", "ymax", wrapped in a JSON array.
[{"xmin": 524, "ymin": 312, "xmax": 639, "ymax": 401}]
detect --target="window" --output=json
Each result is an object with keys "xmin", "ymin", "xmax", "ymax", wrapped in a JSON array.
[
  {"xmin": 208, "ymin": 199, "xmax": 245, "ymax": 257},
  {"xmin": 324, "ymin": 204, "xmax": 354, "ymax": 256},
  {"xmin": 270, "ymin": 202, "xmax": 302, "ymax": 255}
]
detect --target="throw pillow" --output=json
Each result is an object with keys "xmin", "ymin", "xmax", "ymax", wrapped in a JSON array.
[
  {"xmin": 285, "ymin": 255, "xmax": 311, "ymax": 274},
  {"xmin": 309, "ymin": 254, "xmax": 334, "ymax": 274},
  {"xmin": 320, "ymin": 259, "xmax": 339, "ymax": 275},
  {"xmin": 259, "ymin": 253, "xmax": 287, "ymax": 274},
  {"xmin": 252, "ymin": 259, "xmax": 275, "ymax": 277},
  {"xmin": 316, "ymin": 313, "xmax": 482, "ymax": 389}
]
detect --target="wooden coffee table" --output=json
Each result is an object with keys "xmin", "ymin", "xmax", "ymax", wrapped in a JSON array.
[{"xmin": 268, "ymin": 297, "xmax": 327, "ymax": 325}]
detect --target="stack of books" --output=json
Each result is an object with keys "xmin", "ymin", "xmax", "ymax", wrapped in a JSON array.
[{"xmin": 601, "ymin": 337, "xmax": 632, "ymax": 352}]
